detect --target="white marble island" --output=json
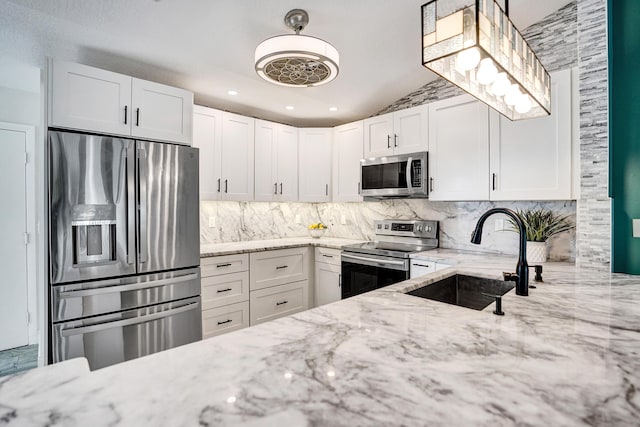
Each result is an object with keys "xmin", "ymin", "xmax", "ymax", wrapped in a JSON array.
[{"xmin": 1, "ymin": 253, "xmax": 639, "ymax": 426}]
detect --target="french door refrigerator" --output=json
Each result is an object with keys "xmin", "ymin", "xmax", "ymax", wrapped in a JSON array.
[{"xmin": 48, "ymin": 130, "xmax": 201, "ymax": 370}]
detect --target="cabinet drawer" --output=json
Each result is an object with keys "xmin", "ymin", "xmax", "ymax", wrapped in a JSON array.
[
  {"xmin": 410, "ymin": 260, "xmax": 436, "ymax": 278},
  {"xmin": 202, "ymin": 301, "xmax": 249, "ymax": 339},
  {"xmin": 250, "ymin": 247, "xmax": 310, "ymax": 291},
  {"xmin": 201, "ymin": 253, "xmax": 249, "ymax": 277},
  {"xmin": 315, "ymin": 247, "xmax": 341, "ymax": 266},
  {"xmin": 250, "ymin": 280, "xmax": 309, "ymax": 326},
  {"xmin": 202, "ymin": 271, "xmax": 249, "ymax": 310}
]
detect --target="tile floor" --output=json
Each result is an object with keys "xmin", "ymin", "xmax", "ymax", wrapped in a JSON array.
[{"xmin": 0, "ymin": 345, "xmax": 38, "ymax": 377}]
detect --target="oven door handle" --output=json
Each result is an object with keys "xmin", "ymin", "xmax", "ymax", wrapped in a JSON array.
[{"xmin": 341, "ymin": 253, "xmax": 408, "ymax": 270}]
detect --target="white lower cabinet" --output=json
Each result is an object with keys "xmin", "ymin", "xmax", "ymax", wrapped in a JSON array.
[
  {"xmin": 250, "ymin": 247, "xmax": 310, "ymax": 291},
  {"xmin": 202, "ymin": 302, "xmax": 249, "ymax": 339},
  {"xmin": 410, "ymin": 260, "xmax": 436, "ymax": 278},
  {"xmin": 249, "ymin": 280, "xmax": 309, "ymax": 326},
  {"xmin": 201, "ymin": 254, "xmax": 250, "ymax": 339},
  {"xmin": 314, "ymin": 247, "xmax": 342, "ymax": 307}
]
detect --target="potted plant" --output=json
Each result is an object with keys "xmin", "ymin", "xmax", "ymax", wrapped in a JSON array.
[{"xmin": 507, "ymin": 208, "xmax": 574, "ymax": 263}]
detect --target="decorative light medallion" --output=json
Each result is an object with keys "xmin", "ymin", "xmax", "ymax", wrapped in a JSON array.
[
  {"xmin": 421, "ymin": 0, "xmax": 551, "ymax": 120},
  {"xmin": 255, "ymin": 9, "xmax": 339, "ymax": 87}
]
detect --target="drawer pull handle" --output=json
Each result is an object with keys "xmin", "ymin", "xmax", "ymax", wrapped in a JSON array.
[
  {"xmin": 216, "ymin": 263, "xmax": 232, "ymax": 268},
  {"xmin": 276, "ymin": 300, "xmax": 288, "ymax": 306},
  {"xmin": 276, "ymin": 265, "xmax": 288, "ymax": 270},
  {"xmin": 412, "ymin": 263, "xmax": 432, "ymax": 268},
  {"xmin": 322, "ymin": 254, "xmax": 333, "ymax": 258},
  {"xmin": 217, "ymin": 319, "xmax": 232, "ymax": 325},
  {"xmin": 216, "ymin": 288, "xmax": 232, "ymax": 293}
]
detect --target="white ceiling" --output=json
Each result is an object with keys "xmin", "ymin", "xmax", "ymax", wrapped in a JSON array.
[{"xmin": 2, "ymin": 0, "xmax": 572, "ymax": 127}]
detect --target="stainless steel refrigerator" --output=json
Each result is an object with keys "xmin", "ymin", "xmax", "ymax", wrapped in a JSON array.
[{"xmin": 48, "ymin": 130, "xmax": 202, "ymax": 370}]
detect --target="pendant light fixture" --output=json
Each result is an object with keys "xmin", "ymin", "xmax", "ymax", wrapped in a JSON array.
[
  {"xmin": 255, "ymin": 9, "xmax": 339, "ymax": 87},
  {"xmin": 421, "ymin": 0, "xmax": 551, "ymax": 120}
]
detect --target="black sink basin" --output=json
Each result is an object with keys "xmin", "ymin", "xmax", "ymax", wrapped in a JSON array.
[{"xmin": 406, "ymin": 274, "xmax": 514, "ymax": 310}]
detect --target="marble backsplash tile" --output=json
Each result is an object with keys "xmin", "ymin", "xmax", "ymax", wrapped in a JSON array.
[{"xmin": 200, "ymin": 200, "xmax": 576, "ymax": 262}]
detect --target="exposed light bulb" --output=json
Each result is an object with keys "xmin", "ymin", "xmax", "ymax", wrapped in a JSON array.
[
  {"xmin": 491, "ymin": 73, "xmax": 510, "ymax": 97},
  {"xmin": 455, "ymin": 48, "xmax": 481, "ymax": 72},
  {"xmin": 504, "ymin": 84, "xmax": 522, "ymax": 106},
  {"xmin": 515, "ymin": 94, "xmax": 532, "ymax": 114},
  {"xmin": 476, "ymin": 58, "xmax": 498, "ymax": 85}
]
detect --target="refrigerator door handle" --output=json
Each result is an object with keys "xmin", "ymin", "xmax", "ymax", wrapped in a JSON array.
[
  {"xmin": 59, "ymin": 272, "xmax": 199, "ymax": 298},
  {"xmin": 137, "ymin": 146, "xmax": 148, "ymax": 264},
  {"xmin": 126, "ymin": 143, "xmax": 136, "ymax": 264},
  {"xmin": 60, "ymin": 301, "xmax": 200, "ymax": 337}
]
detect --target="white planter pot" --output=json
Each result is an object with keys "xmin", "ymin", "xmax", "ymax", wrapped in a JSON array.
[{"xmin": 526, "ymin": 241, "xmax": 548, "ymax": 264}]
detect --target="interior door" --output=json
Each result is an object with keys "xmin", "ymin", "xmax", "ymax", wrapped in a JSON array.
[
  {"xmin": 0, "ymin": 126, "xmax": 30, "ymax": 350},
  {"xmin": 137, "ymin": 141, "xmax": 199, "ymax": 273}
]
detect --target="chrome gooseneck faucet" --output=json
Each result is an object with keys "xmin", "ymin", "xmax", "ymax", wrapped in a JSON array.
[{"xmin": 470, "ymin": 208, "xmax": 529, "ymax": 296}]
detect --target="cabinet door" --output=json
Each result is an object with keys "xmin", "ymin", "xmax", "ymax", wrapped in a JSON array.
[
  {"xmin": 428, "ymin": 95, "xmax": 490, "ymax": 201},
  {"xmin": 202, "ymin": 301, "xmax": 249, "ymax": 339},
  {"xmin": 193, "ymin": 106, "xmax": 223, "ymax": 200},
  {"xmin": 489, "ymin": 69, "xmax": 573, "ymax": 200},
  {"xmin": 49, "ymin": 60, "xmax": 132, "ymax": 136},
  {"xmin": 299, "ymin": 128, "xmax": 332, "ymax": 202},
  {"xmin": 249, "ymin": 247, "xmax": 310, "ymax": 291},
  {"xmin": 333, "ymin": 121, "xmax": 364, "ymax": 202},
  {"xmin": 221, "ymin": 112, "xmax": 254, "ymax": 201},
  {"xmin": 131, "ymin": 78, "xmax": 193, "ymax": 144},
  {"xmin": 393, "ymin": 105, "xmax": 429, "ymax": 155},
  {"xmin": 363, "ymin": 113, "xmax": 394, "ymax": 157},
  {"xmin": 315, "ymin": 262, "xmax": 341, "ymax": 307},
  {"xmin": 276, "ymin": 125, "xmax": 299, "ymax": 201},
  {"xmin": 254, "ymin": 120, "xmax": 277, "ymax": 202},
  {"xmin": 249, "ymin": 281, "xmax": 309, "ymax": 326}
]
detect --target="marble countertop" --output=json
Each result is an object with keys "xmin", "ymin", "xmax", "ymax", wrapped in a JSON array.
[
  {"xmin": 200, "ymin": 237, "xmax": 365, "ymax": 257},
  {"xmin": 2, "ymin": 252, "xmax": 639, "ymax": 426}
]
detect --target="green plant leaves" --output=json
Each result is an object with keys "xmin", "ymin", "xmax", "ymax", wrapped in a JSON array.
[{"xmin": 506, "ymin": 208, "xmax": 575, "ymax": 242}]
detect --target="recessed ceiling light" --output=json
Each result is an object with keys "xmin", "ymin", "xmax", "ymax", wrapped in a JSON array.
[
  {"xmin": 227, "ymin": 89, "xmax": 238, "ymax": 96},
  {"xmin": 285, "ymin": 105, "xmax": 294, "ymax": 110},
  {"xmin": 329, "ymin": 107, "xmax": 338, "ymax": 112}
]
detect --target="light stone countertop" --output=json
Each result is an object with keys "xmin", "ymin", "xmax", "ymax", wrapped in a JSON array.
[
  {"xmin": 200, "ymin": 237, "xmax": 366, "ymax": 257},
  {"xmin": 1, "ymin": 252, "xmax": 639, "ymax": 426}
]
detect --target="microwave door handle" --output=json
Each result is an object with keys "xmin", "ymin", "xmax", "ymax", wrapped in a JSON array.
[
  {"xmin": 406, "ymin": 157, "xmax": 413, "ymax": 193},
  {"xmin": 137, "ymin": 146, "xmax": 148, "ymax": 264},
  {"xmin": 126, "ymin": 143, "xmax": 136, "ymax": 265}
]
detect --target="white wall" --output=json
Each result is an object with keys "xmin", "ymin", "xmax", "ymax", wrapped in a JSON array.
[{"xmin": 0, "ymin": 57, "xmax": 46, "ymax": 365}]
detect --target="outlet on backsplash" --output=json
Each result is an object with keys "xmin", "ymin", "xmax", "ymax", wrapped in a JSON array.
[
  {"xmin": 341, "ymin": 215, "xmax": 347, "ymax": 225},
  {"xmin": 494, "ymin": 219, "xmax": 505, "ymax": 231},
  {"xmin": 295, "ymin": 214, "xmax": 301, "ymax": 224},
  {"xmin": 208, "ymin": 216, "xmax": 216, "ymax": 228}
]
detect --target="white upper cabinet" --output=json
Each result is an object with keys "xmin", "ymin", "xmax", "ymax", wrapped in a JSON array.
[
  {"xmin": 221, "ymin": 112, "xmax": 254, "ymax": 201},
  {"xmin": 49, "ymin": 60, "xmax": 132, "ymax": 136},
  {"xmin": 428, "ymin": 94, "xmax": 490, "ymax": 201},
  {"xmin": 254, "ymin": 120, "xmax": 298, "ymax": 202},
  {"xmin": 298, "ymin": 128, "xmax": 332, "ymax": 202},
  {"xmin": 192, "ymin": 106, "xmax": 223, "ymax": 200},
  {"xmin": 489, "ymin": 68, "xmax": 573, "ymax": 200},
  {"xmin": 363, "ymin": 105, "xmax": 428, "ymax": 157},
  {"xmin": 333, "ymin": 121, "xmax": 364, "ymax": 202},
  {"xmin": 130, "ymin": 78, "xmax": 193, "ymax": 144},
  {"xmin": 49, "ymin": 60, "xmax": 194, "ymax": 144},
  {"xmin": 393, "ymin": 105, "xmax": 429, "ymax": 155},
  {"xmin": 363, "ymin": 113, "xmax": 393, "ymax": 157}
]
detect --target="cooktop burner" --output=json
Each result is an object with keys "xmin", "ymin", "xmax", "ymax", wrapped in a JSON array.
[{"xmin": 342, "ymin": 219, "xmax": 439, "ymax": 259}]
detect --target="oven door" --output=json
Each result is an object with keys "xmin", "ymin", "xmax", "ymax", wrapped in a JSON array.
[{"xmin": 341, "ymin": 252, "xmax": 409, "ymax": 299}]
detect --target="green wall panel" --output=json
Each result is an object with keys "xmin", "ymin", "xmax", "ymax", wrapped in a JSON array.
[{"xmin": 610, "ymin": 0, "xmax": 640, "ymax": 273}]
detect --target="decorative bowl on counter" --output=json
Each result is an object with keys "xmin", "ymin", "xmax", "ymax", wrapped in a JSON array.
[{"xmin": 308, "ymin": 222, "xmax": 327, "ymax": 239}]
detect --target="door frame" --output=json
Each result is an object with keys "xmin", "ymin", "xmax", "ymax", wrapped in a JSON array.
[{"xmin": 0, "ymin": 122, "xmax": 37, "ymax": 346}]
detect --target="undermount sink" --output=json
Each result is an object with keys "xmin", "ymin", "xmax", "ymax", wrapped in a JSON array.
[{"xmin": 406, "ymin": 274, "xmax": 514, "ymax": 310}]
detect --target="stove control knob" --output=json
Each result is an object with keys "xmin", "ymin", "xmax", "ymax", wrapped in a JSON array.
[
  {"xmin": 417, "ymin": 225, "xmax": 423, "ymax": 232},
  {"xmin": 426, "ymin": 226, "xmax": 432, "ymax": 232},
  {"xmin": 377, "ymin": 224, "xmax": 382, "ymax": 229},
  {"xmin": 384, "ymin": 224, "xmax": 390, "ymax": 230}
]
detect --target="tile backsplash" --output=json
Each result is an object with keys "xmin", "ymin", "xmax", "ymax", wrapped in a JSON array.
[{"xmin": 200, "ymin": 200, "xmax": 576, "ymax": 262}]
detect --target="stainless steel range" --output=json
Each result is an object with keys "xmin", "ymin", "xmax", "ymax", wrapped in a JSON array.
[{"xmin": 341, "ymin": 219, "xmax": 439, "ymax": 299}]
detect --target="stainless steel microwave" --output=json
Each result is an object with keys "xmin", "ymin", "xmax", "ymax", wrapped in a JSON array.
[{"xmin": 360, "ymin": 152, "xmax": 429, "ymax": 198}]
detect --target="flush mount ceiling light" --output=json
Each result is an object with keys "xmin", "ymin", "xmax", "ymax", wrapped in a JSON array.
[
  {"xmin": 421, "ymin": 0, "xmax": 551, "ymax": 120},
  {"xmin": 255, "ymin": 9, "xmax": 339, "ymax": 87}
]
